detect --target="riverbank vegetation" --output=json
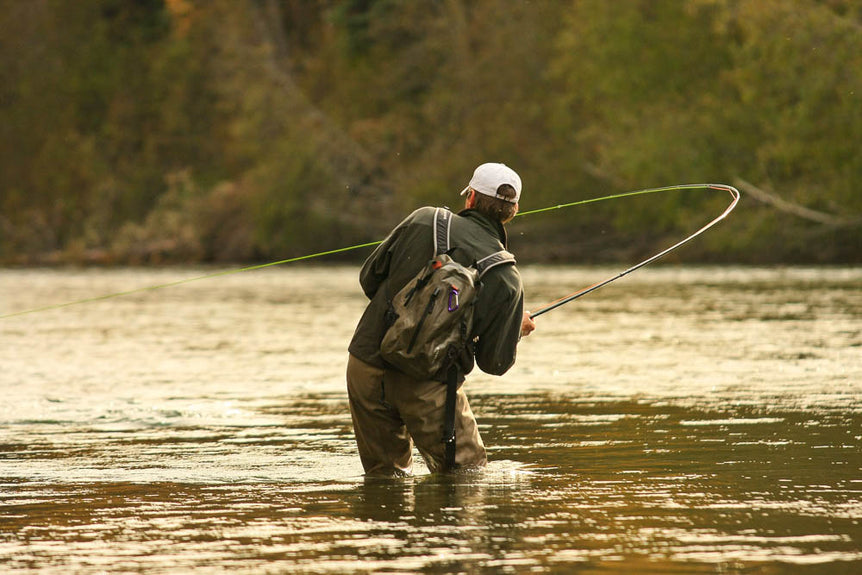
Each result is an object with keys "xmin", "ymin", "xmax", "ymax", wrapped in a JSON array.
[{"xmin": 1, "ymin": 0, "xmax": 859, "ymax": 265}]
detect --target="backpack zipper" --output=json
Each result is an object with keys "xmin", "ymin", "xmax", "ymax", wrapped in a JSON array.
[{"xmin": 406, "ymin": 286, "xmax": 440, "ymax": 354}]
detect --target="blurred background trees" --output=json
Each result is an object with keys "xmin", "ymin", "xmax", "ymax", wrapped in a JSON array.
[{"xmin": 0, "ymin": 0, "xmax": 859, "ymax": 265}]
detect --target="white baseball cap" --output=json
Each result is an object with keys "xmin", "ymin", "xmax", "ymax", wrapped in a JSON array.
[{"xmin": 460, "ymin": 162, "xmax": 522, "ymax": 203}]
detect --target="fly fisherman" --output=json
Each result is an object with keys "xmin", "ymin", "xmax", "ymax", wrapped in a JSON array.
[{"xmin": 347, "ymin": 162, "xmax": 536, "ymax": 475}]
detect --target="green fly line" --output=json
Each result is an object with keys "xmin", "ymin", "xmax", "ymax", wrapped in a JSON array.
[
  {"xmin": 0, "ymin": 242, "xmax": 382, "ymax": 319},
  {"xmin": 0, "ymin": 184, "xmax": 739, "ymax": 320}
]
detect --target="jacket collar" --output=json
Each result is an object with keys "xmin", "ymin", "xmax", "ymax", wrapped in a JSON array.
[{"xmin": 457, "ymin": 209, "xmax": 509, "ymax": 249}]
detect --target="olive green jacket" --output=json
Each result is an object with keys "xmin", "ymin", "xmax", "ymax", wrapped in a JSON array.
[{"xmin": 348, "ymin": 206, "xmax": 525, "ymax": 378}]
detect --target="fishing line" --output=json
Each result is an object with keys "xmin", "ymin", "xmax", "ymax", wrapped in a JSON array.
[
  {"xmin": 0, "ymin": 183, "xmax": 739, "ymax": 320},
  {"xmin": 0, "ymin": 242, "xmax": 381, "ymax": 320}
]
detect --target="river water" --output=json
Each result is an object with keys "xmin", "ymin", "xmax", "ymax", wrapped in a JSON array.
[{"xmin": 1, "ymin": 265, "xmax": 860, "ymax": 573}]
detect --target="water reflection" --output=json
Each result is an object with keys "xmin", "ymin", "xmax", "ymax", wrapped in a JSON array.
[{"xmin": 3, "ymin": 394, "xmax": 859, "ymax": 573}]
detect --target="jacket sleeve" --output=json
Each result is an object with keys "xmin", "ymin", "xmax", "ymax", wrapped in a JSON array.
[
  {"xmin": 358, "ymin": 212, "xmax": 412, "ymax": 299},
  {"xmin": 473, "ymin": 268, "xmax": 524, "ymax": 376}
]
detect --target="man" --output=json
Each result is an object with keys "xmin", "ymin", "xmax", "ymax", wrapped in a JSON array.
[{"xmin": 347, "ymin": 162, "xmax": 536, "ymax": 475}]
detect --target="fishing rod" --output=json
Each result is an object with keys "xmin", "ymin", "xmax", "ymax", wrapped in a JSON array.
[
  {"xmin": 0, "ymin": 183, "xmax": 739, "ymax": 320},
  {"xmin": 529, "ymin": 183, "xmax": 740, "ymax": 318}
]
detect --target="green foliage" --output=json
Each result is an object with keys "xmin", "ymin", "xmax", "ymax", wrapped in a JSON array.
[
  {"xmin": 0, "ymin": 0, "xmax": 858, "ymax": 265},
  {"xmin": 715, "ymin": 0, "xmax": 862, "ymax": 211}
]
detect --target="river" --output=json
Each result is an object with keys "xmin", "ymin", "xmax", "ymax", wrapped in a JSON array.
[{"xmin": 1, "ymin": 265, "xmax": 860, "ymax": 573}]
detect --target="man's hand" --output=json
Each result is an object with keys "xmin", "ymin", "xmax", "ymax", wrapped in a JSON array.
[{"xmin": 520, "ymin": 311, "xmax": 536, "ymax": 338}]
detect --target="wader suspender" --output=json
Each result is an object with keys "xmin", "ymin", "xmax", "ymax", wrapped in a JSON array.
[
  {"xmin": 433, "ymin": 209, "xmax": 515, "ymax": 469},
  {"xmin": 443, "ymin": 364, "xmax": 458, "ymax": 469}
]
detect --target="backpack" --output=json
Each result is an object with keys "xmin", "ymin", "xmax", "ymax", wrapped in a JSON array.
[{"xmin": 380, "ymin": 208, "xmax": 515, "ymax": 381}]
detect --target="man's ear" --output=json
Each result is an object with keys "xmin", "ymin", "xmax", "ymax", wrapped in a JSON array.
[{"xmin": 465, "ymin": 189, "xmax": 476, "ymax": 208}]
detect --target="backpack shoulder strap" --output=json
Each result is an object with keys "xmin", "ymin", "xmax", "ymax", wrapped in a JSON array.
[
  {"xmin": 433, "ymin": 207, "xmax": 452, "ymax": 256},
  {"xmin": 433, "ymin": 207, "xmax": 516, "ymax": 277},
  {"xmin": 475, "ymin": 250, "xmax": 516, "ymax": 279}
]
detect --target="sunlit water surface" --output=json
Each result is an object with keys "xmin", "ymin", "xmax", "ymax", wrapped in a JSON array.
[{"xmin": 1, "ymin": 266, "xmax": 860, "ymax": 573}]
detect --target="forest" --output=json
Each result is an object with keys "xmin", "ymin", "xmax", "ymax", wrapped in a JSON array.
[{"xmin": 1, "ymin": 0, "xmax": 859, "ymax": 265}]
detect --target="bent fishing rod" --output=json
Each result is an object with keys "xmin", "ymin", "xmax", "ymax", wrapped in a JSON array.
[
  {"xmin": 0, "ymin": 183, "xmax": 739, "ymax": 320},
  {"xmin": 529, "ymin": 183, "xmax": 740, "ymax": 318}
]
